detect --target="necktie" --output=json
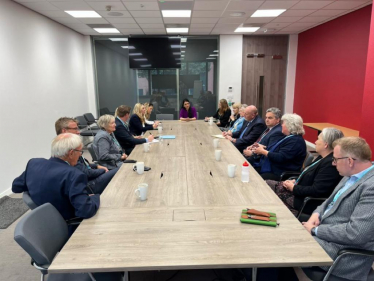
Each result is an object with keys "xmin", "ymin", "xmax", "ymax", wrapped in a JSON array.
[{"xmin": 256, "ymin": 128, "xmax": 270, "ymax": 143}]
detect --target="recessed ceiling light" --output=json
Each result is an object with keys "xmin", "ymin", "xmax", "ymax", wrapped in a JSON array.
[
  {"xmin": 167, "ymin": 28, "xmax": 189, "ymax": 34},
  {"xmin": 171, "ymin": 45, "xmax": 186, "ymax": 48},
  {"xmin": 181, "ymin": 38, "xmax": 187, "ymax": 42},
  {"xmin": 162, "ymin": 10, "xmax": 191, "ymax": 18},
  {"xmin": 93, "ymin": 28, "xmax": 120, "ymax": 34},
  {"xmin": 251, "ymin": 9, "xmax": 286, "ymax": 17},
  {"xmin": 134, "ymin": 58, "xmax": 148, "ymax": 61},
  {"xmin": 207, "ymin": 58, "xmax": 216, "ymax": 59},
  {"xmin": 181, "ymin": 51, "xmax": 185, "ymax": 53},
  {"xmin": 235, "ymin": 27, "xmax": 260, "ymax": 33},
  {"xmin": 129, "ymin": 53, "xmax": 143, "ymax": 56},
  {"xmin": 110, "ymin": 38, "xmax": 128, "ymax": 41},
  {"xmin": 140, "ymin": 65, "xmax": 152, "ymax": 67},
  {"xmin": 209, "ymin": 54, "xmax": 218, "ymax": 57},
  {"xmin": 213, "ymin": 50, "xmax": 219, "ymax": 52},
  {"xmin": 121, "ymin": 46, "xmax": 135, "ymax": 49},
  {"xmin": 65, "ymin": 11, "xmax": 101, "ymax": 18}
]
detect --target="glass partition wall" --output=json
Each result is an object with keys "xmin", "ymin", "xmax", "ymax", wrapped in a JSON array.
[{"xmin": 92, "ymin": 36, "xmax": 219, "ymax": 120}]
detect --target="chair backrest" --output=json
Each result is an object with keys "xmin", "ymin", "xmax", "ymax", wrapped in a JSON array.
[
  {"xmin": 83, "ymin": 113, "xmax": 96, "ymax": 125},
  {"xmin": 303, "ymin": 151, "xmax": 314, "ymax": 169},
  {"xmin": 75, "ymin": 116, "xmax": 88, "ymax": 128},
  {"xmin": 88, "ymin": 143, "xmax": 98, "ymax": 162},
  {"xmin": 14, "ymin": 203, "xmax": 68, "ymax": 267},
  {"xmin": 100, "ymin": 107, "xmax": 111, "ymax": 116},
  {"xmin": 156, "ymin": 114, "xmax": 173, "ymax": 120},
  {"xmin": 23, "ymin": 191, "xmax": 38, "ymax": 210},
  {"xmin": 196, "ymin": 112, "xmax": 199, "ymax": 120}
]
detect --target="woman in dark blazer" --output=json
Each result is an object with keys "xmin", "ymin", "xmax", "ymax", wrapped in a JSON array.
[
  {"xmin": 253, "ymin": 113, "xmax": 307, "ymax": 180},
  {"xmin": 205, "ymin": 99, "xmax": 231, "ymax": 127},
  {"xmin": 266, "ymin": 127, "xmax": 344, "ymax": 215},
  {"xmin": 129, "ymin": 103, "xmax": 158, "ymax": 136}
]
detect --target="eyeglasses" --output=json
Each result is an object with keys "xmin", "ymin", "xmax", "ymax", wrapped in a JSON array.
[
  {"xmin": 65, "ymin": 127, "xmax": 80, "ymax": 131},
  {"xmin": 332, "ymin": 156, "xmax": 356, "ymax": 164},
  {"xmin": 73, "ymin": 149, "xmax": 84, "ymax": 155}
]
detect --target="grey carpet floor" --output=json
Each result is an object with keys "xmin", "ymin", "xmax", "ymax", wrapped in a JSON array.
[{"xmin": 0, "ymin": 196, "xmax": 29, "ymax": 229}]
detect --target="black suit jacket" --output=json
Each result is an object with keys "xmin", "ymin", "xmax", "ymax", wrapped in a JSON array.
[
  {"xmin": 129, "ymin": 114, "xmax": 154, "ymax": 136},
  {"xmin": 293, "ymin": 153, "xmax": 342, "ymax": 212},
  {"xmin": 232, "ymin": 115, "xmax": 266, "ymax": 151},
  {"xmin": 114, "ymin": 118, "xmax": 146, "ymax": 155}
]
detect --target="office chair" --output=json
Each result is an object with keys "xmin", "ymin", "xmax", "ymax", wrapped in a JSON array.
[
  {"xmin": 156, "ymin": 114, "xmax": 173, "ymax": 120},
  {"xmin": 14, "ymin": 203, "xmax": 123, "ymax": 281},
  {"xmin": 87, "ymin": 143, "xmax": 98, "ymax": 162},
  {"xmin": 83, "ymin": 113, "xmax": 99, "ymax": 129},
  {"xmin": 75, "ymin": 116, "xmax": 99, "ymax": 137},
  {"xmin": 22, "ymin": 191, "xmax": 38, "ymax": 210}
]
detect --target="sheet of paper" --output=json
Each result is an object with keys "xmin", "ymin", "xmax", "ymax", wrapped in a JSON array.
[{"xmin": 212, "ymin": 135, "xmax": 225, "ymax": 139}]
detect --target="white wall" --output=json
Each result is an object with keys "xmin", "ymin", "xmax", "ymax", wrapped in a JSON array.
[
  {"xmin": 284, "ymin": 34, "xmax": 298, "ymax": 114},
  {"xmin": 0, "ymin": 0, "xmax": 96, "ymax": 196},
  {"xmin": 218, "ymin": 35, "xmax": 243, "ymax": 104}
]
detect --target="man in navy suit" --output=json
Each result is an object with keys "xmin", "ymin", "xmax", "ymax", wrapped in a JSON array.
[
  {"xmin": 223, "ymin": 105, "xmax": 266, "ymax": 152},
  {"xmin": 114, "ymin": 105, "xmax": 154, "ymax": 155},
  {"xmin": 243, "ymin": 107, "xmax": 284, "ymax": 166},
  {"xmin": 12, "ymin": 133, "xmax": 100, "ymax": 224}
]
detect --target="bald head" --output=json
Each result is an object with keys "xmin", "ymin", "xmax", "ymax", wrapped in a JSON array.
[{"xmin": 243, "ymin": 105, "xmax": 258, "ymax": 121}]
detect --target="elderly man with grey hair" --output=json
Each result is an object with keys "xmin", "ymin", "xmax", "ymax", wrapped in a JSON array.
[{"xmin": 12, "ymin": 133, "xmax": 100, "ymax": 233}]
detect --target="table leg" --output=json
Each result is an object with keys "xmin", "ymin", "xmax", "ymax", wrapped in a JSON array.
[
  {"xmin": 252, "ymin": 267, "xmax": 257, "ymax": 281},
  {"xmin": 124, "ymin": 271, "xmax": 129, "ymax": 281}
]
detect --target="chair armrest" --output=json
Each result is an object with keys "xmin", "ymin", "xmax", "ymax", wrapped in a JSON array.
[
  {"xmin": 65, "ymin": 217, "xmax": 83, "ymax": 226},
  {"xmin": 297, "ymin": 197, "xmax": 327, "ymax": 219},
  {"xmin": 280, "ymin": 171, "xmax": 301, "ymax": 181}
]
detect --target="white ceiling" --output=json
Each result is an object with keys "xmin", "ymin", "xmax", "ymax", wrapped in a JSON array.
[{"xmin": 13, "ymin": 0, "xmax": 373, "ymax": 36}]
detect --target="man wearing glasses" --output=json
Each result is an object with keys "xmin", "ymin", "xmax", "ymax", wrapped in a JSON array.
[
  {"xmin": 302, "ymin": 137, "xmax": 374, "ymax": 280},
  {"xmin": 55, "ymin": 117, "xmax": 118, "ymax": 194},
  {"xmin": 12, "ymin": 133, "xmax": 100, "ymax": 233}
]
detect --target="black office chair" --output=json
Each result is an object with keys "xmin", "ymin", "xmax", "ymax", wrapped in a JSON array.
[
  {"xmin": 75, "ymin": 116, "xmax": 99, "ymax": 137},
  {"xmin": 87, "ymin": 143, "xmax": 98, "ymax": 162},
  {"xmin": 83, "ymin": 113, "xmax": 99, "ymax": 129},
  {"xmin": 14, "ymin": 203, "xmax": 123, "ymax": 281},
  {"xmin": 156, "ymin": 114, "xmax": 173, "ymax": 120}
]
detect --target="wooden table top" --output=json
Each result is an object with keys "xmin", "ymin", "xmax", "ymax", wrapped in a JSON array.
[
  {"xmin": 49, "ymin": 121, "xmax": 332, "ymax": 273},
  {"xmin": 304, "ymin": 122, "xmax": 359, "ymax": 137}
]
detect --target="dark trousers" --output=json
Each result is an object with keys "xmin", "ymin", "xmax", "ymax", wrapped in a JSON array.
[
  {"xmin": 241, "ymin": 267, "xmax": 299, "ymax": 281},
  {"xmin": 89, "ymin": 167, "xmax": 118, "ymax": 194},
  {"xmin": 260, "ymin": 172, "xmax": 280, "ymax": 181}
]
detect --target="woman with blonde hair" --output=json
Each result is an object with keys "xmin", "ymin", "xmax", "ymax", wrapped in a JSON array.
[
  {"xmin": 129, "ymin": 103, "xmax": 158, "ymax": 136},
  {"xmin": 205, "ymin": 99, "xmax": 231, "ymax": 127}
]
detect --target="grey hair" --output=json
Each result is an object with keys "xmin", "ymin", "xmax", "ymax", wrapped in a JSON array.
[
  {"xmin": 97, "ymin": 114, "xmax": 114, "ymax": 130},
  {"xmin": 266, "ymin": 107, "xmax": 282, "ymax": 120},
  {"xmin": 241, "ymin": 104, "xmax": 248, "ymax": 109},
  {"xmin": 51, "ymin": 133, "xmax": 82, "ymax": 158},
  {"xmin": 321, "ymin": 127, "xmax": 344, "ymax": 149},
  {"xmin": 281, "ymin": 113, "xmax": 305, "ymax": 135}
]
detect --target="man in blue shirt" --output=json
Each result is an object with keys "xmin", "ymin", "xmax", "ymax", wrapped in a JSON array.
[{"xmin": 302, "ymin": 137, "xmax": 374, "ymax": 281}]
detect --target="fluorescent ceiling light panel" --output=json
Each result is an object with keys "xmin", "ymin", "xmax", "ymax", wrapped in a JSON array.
[
  {"xmin": 251, "ymin": 9, "xmax": 286, "ymax": 17},
  {"xmin": 141, "ymin": 65, "xmax": 151, "ymax": 67},
  {"xmin": 173, "ymin": 52, "xmax": 181, "ymax": 55},
  {"xmin": 166, "ymin": 28, "xmax": 189, "ymax": 34},
  {"xmin": 162, "ymin": 10, "xmax": 191, "ymax": 18},
  {"xmin": 65, "ymin": 11, "xmax": 101, "ymax": 18},
  {"xmin": 181, "ymin": 38, "xmax": 187, "ymax": 42},
  {"xmin": 134, "ymin": 58, "xmax": 148, "ymax": 61},
  {"xmin": 209, "ymin": 54, "xmax": 219, "ymax": 57},
  {"xmin": 213, "ymin": 50, "xmax": 219, "ymax": 52},
  {"xmin": 235, "ymin": 27, "xmax": 260, "ymax": 33},
  {"xmin": 94, "ymin": 28, "xmax": 120, "ymax": 34},
  {"xmin": 171, "ymin": 45, "xmax": 186, "ymax": 48},
  {"xmin": 129, "ymin": 53, "xmax": 142, "ymax": 56},
  {"xmin": 121, "ymin": 46, "xmax": 135, "ymax": 49},
  {"xmin": 110, "ymin": 38, "xmax": 128, "ymax": 41},
  {"xmin": 181, "ymin": 51, "xmax": 185, "ymax": 53},
  {"xmin": 207, "ymin": 58, "xmax": 216, "ymax": 59}
]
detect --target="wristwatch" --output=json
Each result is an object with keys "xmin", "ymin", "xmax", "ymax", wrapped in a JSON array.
[{"xmin": 311, "ymin": 227, "xmax": 316, "ymax": 236}]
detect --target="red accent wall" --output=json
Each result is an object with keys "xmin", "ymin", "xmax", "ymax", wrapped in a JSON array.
[
  {"xmin": 360, "ymin": 4, "xmax": 374, "ymax": 150},
  {"xmin": 294, "ymin": 6, "xmax": 372, "ymax": 142}
]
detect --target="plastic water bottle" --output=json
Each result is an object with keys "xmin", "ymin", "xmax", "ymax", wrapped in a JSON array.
[{"xmin": 241, "ymin": 162, "xmax": 250, "ymax": 183}]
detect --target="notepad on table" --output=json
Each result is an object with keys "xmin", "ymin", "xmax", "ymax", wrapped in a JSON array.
[
  {"xmin": 212, "ymin": 135, "xmax": 225, "ymax": 139},
  {"xmin": 161, "ymin": 135, "xmax": 176, "ymax": 139}
]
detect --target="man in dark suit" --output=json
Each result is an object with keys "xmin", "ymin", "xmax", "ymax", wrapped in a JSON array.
[
  {"xmin": 223, "ymin": 105, "xmax": 266, "ymax": 152},
  {"xmin": 243, "ymin": 107, "xmax": 284, "ymax": 166},
  {"xmin": 114, "ymin": 105, "xmax": 154, "ymax": 155},
  {"xmin": 55, "ymin": 117, "xmax": 118, "ymax": 194},
  {"xmin": 12, "ymin": 133, "xmax": 100, "ymax": 228}
]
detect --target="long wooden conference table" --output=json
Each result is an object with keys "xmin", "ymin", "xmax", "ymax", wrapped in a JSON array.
[{"xmin": 49, "ymin": 121, "xmax": 332, "ymax": 277}]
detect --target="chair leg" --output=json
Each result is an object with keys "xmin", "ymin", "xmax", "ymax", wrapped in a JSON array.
[
  {"xmin": 252, "ymin": 267, "xmax": 257, "ymax": 281},
  {"xmin": 88, "ymin": 272, "xmax": 97, "ymax": 281},
  {"xmin": 124, "ymin": 271, "xmax": 129, "ymax": 281}
]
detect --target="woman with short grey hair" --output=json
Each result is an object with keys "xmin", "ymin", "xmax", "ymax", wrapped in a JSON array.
[
  {"xmin": 266, "ymin": 127, "xmax": 344, "ymax": 216},
  {"xmin": 252, "ymin": 113, "xmax": 307, "ymax": 180},
  {"xmin": 93, "ymin": 114, "xmax": 127, "ymax": 170}
]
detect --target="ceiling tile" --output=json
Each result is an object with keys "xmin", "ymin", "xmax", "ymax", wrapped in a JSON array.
[
  {"xmin": 189, "ymin": 28, "xmax": 213, "ymax": 33},
  {"xmin": 97, "ymin": 11, "xmax": 132, "ymax": 17},
  {"xmin": 49, "ymin": 1, "xmax": 92, "ymax": 10},
  {"xmin": 138, "ymin": 23, "xmax": 165, "ymax": 28},
  {"xmin": 323, "ymin": 1, "xmax": 368, "ymax": 10},
  {"xmin": 280, "ymin": 9, "xmax": 316, "ymax": 16},
  {"xmin": 158, "ymin": 1, "xmax": 194, "ymax": 10},
  {"xmin": 124, "ymin": 2, "xmax": 160, "ymax": 10},
  {"xmin": 271, "ymin": 16, "xmax": 303, "ymax": 23},
  {"xmin": 135, "ymin": 17, "xmax": 163, "ymax": 23},
  {"xmin": 121, "ymin": 0, "xmax": 157, "ymax": 2},
  {"xmin": 86, "ymin": 0, "xmax": 122, "ymax": 2},
  {"xmin": 258, "ymin": 1, "xmax": 298, "ymax": 9},
  {"xmin": 288, "ymin": 22, "xmax": 317, "ymax": 28},
  {"xmin": 118, "ymin": 28, "xmax": 144, "ymax": 34},
  {"xmin": 112, "ymin": 23, "xmax": 141, "ymax": 28},
  {"xmin": 36, "ymin": 10, "xmax": 72, "ymax": 17},
  {"xmin": 87, "ymin": 2, "xmax": 127, "ymax": 10},
  {"xmin": 53, "ymin": 18, "xmax": 82, "ymax": 24},
  {"xmin": 163, "ymin": 18, "xmax": 191, "ymax": 23},
  {"xmin": 280, "ymin": 26, "xmax": 306, "ymax": 31},
  {"xmin": 310, "ymin": 10, "xmax": 346, "ymax": 17},
  {"xmin": 245, "ymin": 17, "xmax": 273, "ymax": 23},
  {"xmin": 14, "ymin": 0, "xmax": 48, "ymax": 2},
  {"xmin": 20, "ymin": 2, "xmax": 60, "ymax": 10},
  {"xmin": 298, "ymin": 16, "xmax": 331, "ymax": 23},
  {"xmin": 218, "ymin": 17, "xmax": 246, "ymax": 24},
  {"xmin": 192, "ymin": 11, "xmax": 223, "ymax": 17},
  {"xmin": 190, "ymin": 31, "xmax": 212, "ymax": 34},
  {"xmin": 79, "ymin": 18, "xmax": 110, "ymax": 24},
  {"xmin": 290, "ymin": 1, "xmax": 333, "ymax": 10},
  {"xmin": 190, "ymin": 23, "xmax": 216, "ymax": 28},
  {"xmin": 194, "ymin": 1, "xmax": 229, "ymax": 11},
  {"xmin": 107, "ymin": 17, "xmax": 138, "ymax": 23},
  {"xmin": 62, "ymin": 23, "xmax": 91, "ymax": 29},
  {"xmin": 130, "ymin": 11, "xmax": 161, "ymax": 17},
  {"xmin": 76, "ymin": 30, "xmax": 101, "ymax": 35},
  {"xmin": 221, "ymin": 10, "xmax": 254, "ymax": 17},
  {"xmin": 263, "ymin": 22, "xmax": 291, "ymax": 28},
  {"xmin": 225, "ymin": 1, "xmax": 264, "ymax": 11},
  {"xmin": 191, "ymin": 17, "xmax": 219, "ymax": 23},
  {"xmin": 143, "ymin": 29, "xmax": 166, "ymax": 34}
]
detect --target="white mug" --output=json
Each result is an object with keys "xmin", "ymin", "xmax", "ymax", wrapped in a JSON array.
[
  {"xmin": 143, "ymin": 142, "xmax": 150, "ymax": 152},
  {"xmin": 158, "ymin": 126, "xmax": 163, "ymax": 134},
  {"xmin": 135, "ymin": 183, "xmax": 148, "ymax": 201},
  {"xmin": 209, "ymin": 117, "xmax": 213, "ymax": 126},
  {"xmin": 213, "ymin": 139, "xmax": 219, "ymax": 148},
  {"xmin": 133, "ymin": 162, "xmax": 144, "ymax": 175},
  {"xmin": 228, "ymin": 164, "xmax": 237, "ymax": 178},
  {"xmin": 215, "ymin": 150, "xmax": 222, "ymax": 161}
]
